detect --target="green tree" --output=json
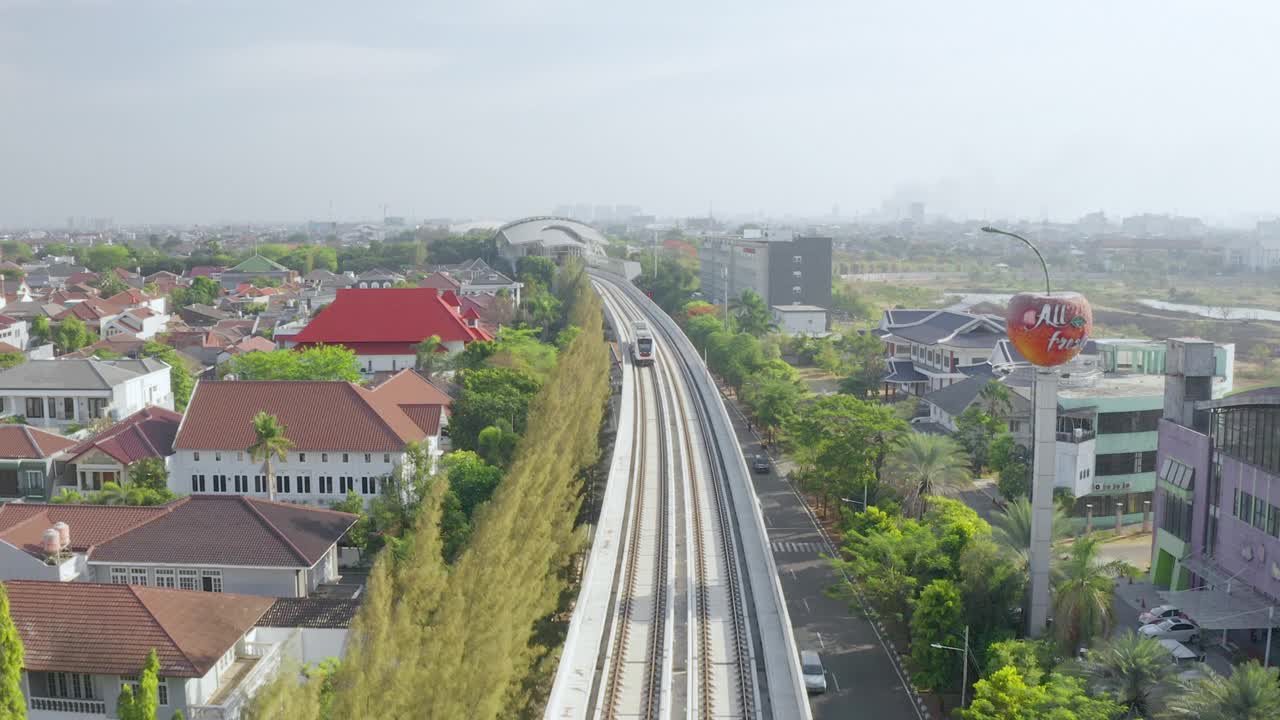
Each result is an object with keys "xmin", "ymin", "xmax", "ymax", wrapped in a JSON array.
[
  {"xmin": 909, "ymin": 578, "xmax": 965, "ymax": 691},
  {"xmin": 785, "ymin": 394, "xmax": 907, "ymax": 516},
  {"xmin": 963, "ymin": 665, "xmax": 1123, "ymax": 720},
  {"xmin": 94, "ymin": 271, "xmax": 128, "ymax": 298},
  {"xmin": 127, "ymin": 457, "xmax": 169, "ymax": 493},
  {"xmin": 515, "ymin": 256, "xmax": 556, "ymax": 289},
  {"xmin": 476, "ymin": 424, "xmax": 518, "ymax": 468},
  {"xmin": 135, "ymin": 649, "xmax": 160, "ymax": 720},
  {"xmin": 53, "ymin": 317, "xmax": 94, "ymax": 354},
  {"xmin": 29, "ymin": 316, "xmax": 50, "ymax": 346},
  {"xmin": 954, "ymin": 406, "xmax": 1002, "ymax": 473},
  {"xmin": 1053, "ymin": 535, "xmax": 1132, "ymax": 653},
  {"xmin": 117, "ymin": 685, "xmax": 137, "ymax": 720},
  {"xmin": 0, "ymin": 241, "xmax": 32, "ymax": 262},
  {"xmin": 0, "ymin": 353, "xmax": 23, "ymax": 370},
  {"xmin": 728, "ymin": 289, "xmax": 776, "ymax": 337},
  {"xmin": 140, "ymin": 341, "xmax": 195, "ymax": 411},
  {"xmin": 1075, "ymin": 630, "xmax": 1177, "ymax": 718},
  {"xmin": 484, "ymin": 328, "xmax": 559, "ymax": 382},
  {"xmin": 249, "ymin": 412, "xmax": 293, "ymax": 502},
  {"xmin": 84, "ymin": 245, "xmax": 132, "ymax": 273},
  {"xmin": 632, "ymin": 255, "xmax": 697, "ymax": 313},
  {"xmin": 169, "ymin": 276, "xmax": 220, "ymax": 310},
  {"xmin": 330, "ymin": 491, "xmax": 370, "ymax": 551},
  {"xmin": 444, "ymin": 451, "xmax": 504, "ymax": 518},
  {"xmin": 227, "ymin": 345, "xmax": 361, "ymax": 382},
  {"xmin": 1163, "ymin": 661, "xmax": 1280, "ymax": 720},
  {"xmin": 888, "ymin": 433, "xmax": 972, "ymax": 518},
  {"xmin": 990, "ymin": 495, "xmax": 1069, "ymax": 571},
  {"xmin": 413, "ymin": 335, "xmax": 450, "ymax": 380},
  {"xmin": 740, "ymin": 361, "xmax": 807, "ymax": 443},
  {"xmin": 448, "ymin": 367, "xmax": 542, "ymax": 451},
  {"xmin": 836, "ymin": 330, "xmax": 888, "ymax": 399},
  {"xmin": 0, "ymin": 583, "xmax": 25, "ymax": 720},
  {"xmin": 990, "ymin": 434, "xmax": 1031, "ymax": 500},
  {"xmin": 978, "ymin": 380, "xmax": 1014, "ymax": 422}
]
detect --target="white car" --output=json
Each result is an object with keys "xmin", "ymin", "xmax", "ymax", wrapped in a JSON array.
[
  {"xmin": 1139, "ymin": 605, "xmax": 1183, "ymax": 625},
  {"xmin": 800, "ymin": 650, "xmax": 827, "ymax": 694},
  {"xmin": 1140, "ymin": 618, "xmax": 1201, "ymax": 644}
]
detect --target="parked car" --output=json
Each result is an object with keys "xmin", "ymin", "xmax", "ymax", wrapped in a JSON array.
[
  {"xmin": 1159, "ymin": 639, "xmax": 1209, "ymax": 682},
  {"xmin": 1140, "ymin": 618, "xmax": 1201, "ymax": 644},
  {"xmin": 751, "ymin": 454, "xmax": 770, "ymax": 474},
  {"xmin": 800, "ymin": 650, "xmax": 827, "ymax": 694},
  {"xmin": 1139, "ymin": 605, "xmax": 1184, "ymax": 625}
]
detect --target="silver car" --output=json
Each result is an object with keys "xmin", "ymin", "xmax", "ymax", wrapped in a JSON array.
[{"xmin": 801, "ymin": 650, "xmax": 827, "ymax": 694}]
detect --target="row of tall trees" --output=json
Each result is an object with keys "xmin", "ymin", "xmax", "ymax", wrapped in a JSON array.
[{"xmin": 246, "ymin": 264, "xmax": 610, "ymax": 719}]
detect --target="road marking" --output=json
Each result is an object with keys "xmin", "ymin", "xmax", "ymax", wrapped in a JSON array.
[
  {"xmin": 770, "ymin": 540, "xmax": 825, "ymax": 554},
  {"xmin": 789, "ymin": 568, "xmax": 797, "ymax": 582},
  {"xmin": 817, "ymin": 631, "xmax": 825, "ymax": 649},
  {"xmin": 831, "ymin": 672, "xmax": 840, "ymax": 692},
  {"xmin": 802, "ymin": 597, "xmax": 811, "ymax": 615}
]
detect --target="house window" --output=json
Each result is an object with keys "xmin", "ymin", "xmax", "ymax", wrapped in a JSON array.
[
  {"xmin": 299, "ymin": 453, "xmax": 306, "ymax": 462},
  {"xmin": 382, "ymin": 453, "xmax": 390, "ymax": 463},
  {"xmin": 215, "ymin": 452, "xmax": 222, "ymax": 462},
  {"xmin": 121, "ymin": 675, "xmax": 169, "ymax": 706},
  {"xmin": 340, "ymin": 476, "xmax": 352, "ymax": 493},
  {"xmin": 25, "ymin": 397, "xmax": 43, "ymax": 418},
  {"xmin": 276, "ymin": 476, "xmax": 290, "ymax": 494},
  {"xmin": 110, "ymin": 567, "xmax": 128, "ymax": 584},
  {"xmin": 322, "ymin": 453, "xmax": 328, "ymax": 463},
  {"xmin": 178, "ymin": 569, "xmax": 198, "ymax": 591},
  {"xmin": 297, "ymin": 475, "xmax": 312, "ymax": 493},
  {"xmin": 191, "ymin": 475, "xmax": 206, "ymax": 492},
  {"xmin": 364, "ymin": 454, "xmax": 371, "ymax": 463},
  {"xmin": 201, "ymin": 570, "xmax": 223, "ymax": 593},
  {"xmin": 154, "ymin": 569, "xmax": 176, "ymax": 588},
  {"xmin": 793, "ymin": 255, "xmax": 803, "ymax": 264},
  {"xmin": 237, "ymin": 452, "xmax": 244, "ymax": 462},
  {"xmin": 233, "ymin": 475, "xmax": 246, "ymax": 492},
  {"xmin": 342, "ymin": 453, "xmax": 349, "ymax": 463},
  {"xmin": 361, "ymin": 477, "xmax": 373, "ymax": 495},
  {"xmin": 129, "ymin": 568, "xmax": 149, "ymax": 586},
  {"xmin": 193, "ymin": 452, "xmax": 200, "ymax": 462},
  {"xmin": 213, "ymin": 475, "xmax": 227, "ymax": 492},
  {"xmin": 63, "ymin": 397, "xmax": 74, "ymax": 418},
  {"xmin": 22, "ymin": 470, "xmax": 43, "ymax": 493},
  {"xmin": 254, "ymin": 475, "xmax": 266, "ymax": 493},
  {"xmin": 48, "ymin": 673, "xmax": 96, "ymax": 700},
  {"xmin": 87, "ymin": 398, "xmax": 108, "ymax": 418},
  {"xmin": 319, "ymin": 476, "xmax": 332, "ymax": 493}
]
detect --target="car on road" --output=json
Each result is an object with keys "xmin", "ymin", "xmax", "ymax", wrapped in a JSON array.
[
  {"xmin": 800, "ymin": 650, "xmax": 827, "ymax": 694},
  {"xmin": 1139, "ymin": 604, "xmax": 1184, "ymax": 625},
  {"xmin": 751, "ymin": 454, "xmax": 770, "ymax": 474},
  {"xmin": 1140, "ymin": 618, "xmax": 1201, "ymax": 644}
]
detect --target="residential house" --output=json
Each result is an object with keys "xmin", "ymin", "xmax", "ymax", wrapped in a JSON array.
[
  {"xmin": 355, "ymin": 268, "xmax": 404, "ymax": 288},
  {"xmin": 216, "ymin": 336, "xmax": 276, "ymax": 368},
  {"xmin": 105, "ymin": 288, "xmax": 168, "ymax": 315},
  {"xmin": 57, "ymin": 406, "xmax": 181, "ymax": 495},
  {"xmin": 0, "ymin": 358, "xmax": 173, "ymax": 429},
  {"xmin": 101, "ymin": 307, "xmax": 168, "ymax": 340},
  {"xmin": 171, "ymin": 369, "xmax": 451, "ymax": 505},
  {"xmin": 217, "ymin": 255, "xmax": 295, "ymax": 290},
  {"xmin": 179, "ymin": 303, "xmax": 230, "ymax": 326},
  {"xmin": 1145, "ymin": 343, "xmax": 1279, "ymax": 655},
  {"xmin": 418, "ymin": 270, "xmax": 460, "ymax": 293},
  {"xmin": 145, "ymin": 270, "xmax": 183, "ymax": 294},
  {"xmin": 0, "ymin": 314, "xmax": 29, "ymax": 351},
  {"xmin": 289, "ymin": 287, "xmax": 491, "ymax": 374},
  {"xmin": 771, "ymin": 304, "xmax": 828, "ymax": 337},
  {"xmin": 434, "ymin": 258, "xmax": 523, "ymax": 305},
  {"xmin": 6, "ymin": 579, "xmax": 284, "ymax": 720},
  {"xmin": 53, "ymin": 298, "xmax": 121, "ymax": 334},
  {"xmin": 0, "ymin": 495, "xmax": 356, "ymax": 596},
  {"xmin": 876, "ymin": 309, "xmax": 1009, "ymax": 399},
  {"xmin": 68, "ymin": 333, "xmax": 148, "ymax": 360},
  {"xmin": 0, "ymin": 426, "xmax": 75, "ymax": 500},
  {"xmin": 256, "ymin": 597, "xmax": 358, "ymax": 664},
  {"xmin": 0, "ymin": 301, "xmax": 64, "ymax": 323}
]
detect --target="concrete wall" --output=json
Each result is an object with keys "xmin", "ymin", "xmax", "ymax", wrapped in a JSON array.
[
  {"xmin": 256, "ymin": 626, "xmax": 348, "ymax": 665},
  {"xmin": 767, "ymin": 235, "xmax": 832, "ymax": 309},
  {"xmin": 1056, "ymin": 437, "xmax": 1097, "ymax": 497},
  {"xmin": 0, "ymin": 541, "xmax": 63, "ymax": 581},
  {"xmin": 1215, "ymin": 453, "xmax": 1280, "ymax": 601}
]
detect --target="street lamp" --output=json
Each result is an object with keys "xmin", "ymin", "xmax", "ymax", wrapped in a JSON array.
[
  {"xmin": 929, "ymin": 625, "xmax": 974, "ymax": 708},
  {"xmin": 840, "ymin": 482, "xmax": 870, "ymax": 511}
]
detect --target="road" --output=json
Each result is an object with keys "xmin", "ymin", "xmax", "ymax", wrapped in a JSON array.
[{"xmin": 722, "ymin": 397, "xmax": 924, "ymax": 720}]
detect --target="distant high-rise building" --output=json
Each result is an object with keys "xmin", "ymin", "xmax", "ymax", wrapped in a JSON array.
[
  {"xmin": 909, "ymin": 202, "xmax": 925, "ymax": 225},
  {"xmin": 698, "ymin": 231, "xmax": 832, "ymax": 309},
  {"xmin": 593, "ymin": 205, "xmax": 615, "ymax": 223}
]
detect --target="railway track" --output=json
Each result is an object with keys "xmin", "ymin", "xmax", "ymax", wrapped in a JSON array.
[{"xmin": 591, "ymin": 282, "xmax": 755, "ymax": 720}]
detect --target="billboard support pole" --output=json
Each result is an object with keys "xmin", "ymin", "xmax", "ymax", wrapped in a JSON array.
[{"xmin": 1029, "ymin": 367, "xmax": 1058, "ymax": 637}]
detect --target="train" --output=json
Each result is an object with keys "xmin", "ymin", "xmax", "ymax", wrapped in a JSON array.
[{"xmin": 630, "ymin": 321, "xmax": 655, "ymax": 366}]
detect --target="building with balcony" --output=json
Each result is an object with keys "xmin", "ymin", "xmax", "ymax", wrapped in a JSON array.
[
  {"xmin": 7, "ymin": 579, "xmax": 284, "ymax": 720},
  {"xmin": 0, "ymin": 358, "xmax": 172, "ymax": 429},
  {"xmin": 876, "ymin": 309, "xmax": 1008, "ymax": 400},
  {"xmin": 0, "ymin": 425, "xmax": 75, "ymax": 501},
  {"xmin": 1147, "ymin": 342, "xmax": 1280, "ymax": 651}
]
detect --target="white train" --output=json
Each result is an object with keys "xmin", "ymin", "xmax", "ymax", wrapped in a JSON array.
[{"xmin": 630, "ymin": 321, "xmax": 654, "ymax": 367}]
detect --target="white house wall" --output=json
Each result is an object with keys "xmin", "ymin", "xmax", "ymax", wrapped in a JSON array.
[
  {"xmin": 0, "ymin": 541, "xmax": 63, "ymax": 581},
  {"xmin": 85, "ymin": 563, "xmax": 306, "ymax": 598},
  {"xmin": 169, "ymin": 450, "xmax": 404, "ymax": 507}
]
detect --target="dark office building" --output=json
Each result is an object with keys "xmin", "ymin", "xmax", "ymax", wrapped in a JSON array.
[{"xmin": 698, "ymin": 231, "xmax": 832, "ymax": 309}]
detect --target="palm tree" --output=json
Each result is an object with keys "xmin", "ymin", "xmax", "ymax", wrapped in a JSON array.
[
  {"xmin": 888, "ymin": 433, "xmax": 971, "ymax": 517},
  {"xmin": 1163, "ymin": 661, "xmax": 1280, "ymax": 720},
  {"xmin": 991, "ymin": 496, "xmax": 1070, "ymax": 567},
  {"xmin": 978, "ymin": 379, "xmax": 1014, "ymax": 422},
  {"xmin": 1075, "ymin": 630, "xmax": 1178, "ymax": 718},
  {"xmin": 1053, "ymin": 534, "xmax": 1131, "ymax": 653},
  {"xmin": 249, "ymin": 412, "xmax": 293, "ymax": 502},
  {"xmin": 414, "ymin": 335, "xmax": 449, "ymax": 379},
  {"xmin": 729, "ymin": 290, "xmax": 777, "ymax": 337}
]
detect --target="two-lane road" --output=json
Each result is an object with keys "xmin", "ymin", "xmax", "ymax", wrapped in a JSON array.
[{"xmin": 726, "ymin": 401, "xmax": 924, "ymax": 720}]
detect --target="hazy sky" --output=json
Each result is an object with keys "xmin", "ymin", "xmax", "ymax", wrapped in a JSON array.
[{"xmin": 2, "ymin": 1, "xmax": 1278, "ymax": 226}]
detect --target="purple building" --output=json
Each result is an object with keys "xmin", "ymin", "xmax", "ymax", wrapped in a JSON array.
[{"xmin": 1152, "ymin": 338, "xmax": 1280, "ymax": 648}]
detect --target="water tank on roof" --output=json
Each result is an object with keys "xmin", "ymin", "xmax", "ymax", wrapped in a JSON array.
[
  {"xmin": 42, "ymin": 529, "xmax": 61, "ymax": 558},
  {"xmin": 53, "ymin": 521, "xmax": 70, "ymax": 548}
]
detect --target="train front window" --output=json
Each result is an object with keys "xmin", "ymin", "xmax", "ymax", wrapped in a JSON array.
[{"xmin": 638, "ymin": 339, "xmax": 652, "ymax": 353}]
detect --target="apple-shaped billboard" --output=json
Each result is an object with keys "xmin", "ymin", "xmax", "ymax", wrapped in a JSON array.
[{"xmin": 1006, "ymin": 292, "xmax": 1093, "ymax": 367}]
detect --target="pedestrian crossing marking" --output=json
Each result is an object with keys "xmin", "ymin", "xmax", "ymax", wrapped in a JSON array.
[{"xmin": 770, "ymin": 541, "xmax": 825, "ymax": 554}]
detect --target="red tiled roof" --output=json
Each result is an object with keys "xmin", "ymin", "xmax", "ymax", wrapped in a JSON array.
[
  {"xmin": 398, "ymin": 404, "xmax": 443, "ymax": 435},
  {"xmin": 106, "ymin": 289, "xmax": 152, "ymax": 307},
  {"xmin": 0, "ymin": 425, "xmax": 76, "ymax": 459},
  {"xmin": 226, "ymin": 336, "xmax": 275, "ymax": 355},
  {"xmin": 418, "ymin": 271, "xmax": 460, "ymax": 292},
  {"xmin": 65, "ymin": 272, "xmax": 98, "ymax": 286},
  {"xmin": 361, "ymin": 369, "xmax": 452, "ymax": 439},
  {"xmin": 177, "ymin": 379, "xmax": 419, "ymax": 452},
  {"xmin": 187, "ymin": 266, "xmax": 225, "ymax": 278},
  {"xmin": 292, "ymin": 287, "xmax": 484, "ymax": 349},
  {"xmin": 64, "ymin": 406, "xmax": 181, "ymax": 465},
  {"xmin": 92, "ymin": 495, "xmax": 357, "ymax": 567},
  {"xmin": 0, "ymin": 505, "xmax": 167, "ymax": 554},
  {"xmin": 6, "ymin": 580, "xmax": 274, "ymax": 677}
]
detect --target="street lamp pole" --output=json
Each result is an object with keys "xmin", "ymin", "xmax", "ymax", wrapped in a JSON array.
[{"xmin": 932, "ymin": 625, "xmax": 972, "ymax": 707}]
